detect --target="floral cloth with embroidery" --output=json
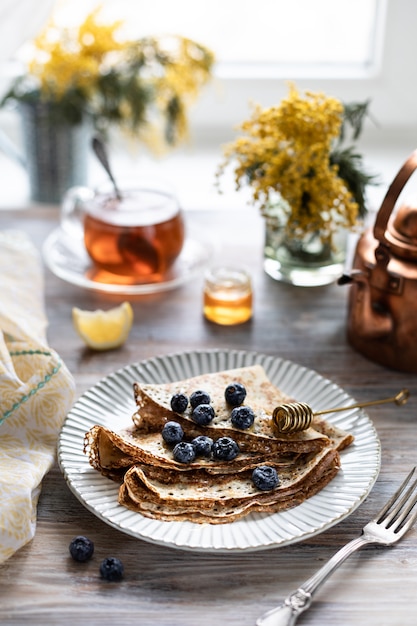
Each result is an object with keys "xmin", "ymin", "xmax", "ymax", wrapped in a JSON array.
[{"xmin": 0, "ymin": 230, "xmax": 75, "ymax": 563}]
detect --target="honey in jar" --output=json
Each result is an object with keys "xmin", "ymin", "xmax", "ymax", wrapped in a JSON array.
[{"xmin": 203, "ymin": 266, "xmax": 252, "ymax": 325}]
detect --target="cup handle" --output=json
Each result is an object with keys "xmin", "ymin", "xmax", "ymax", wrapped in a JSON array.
[{"xmin": 61, "ymin": 186, "xmax": 94, "ymax": 239}]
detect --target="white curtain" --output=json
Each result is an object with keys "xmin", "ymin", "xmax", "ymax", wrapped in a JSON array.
[
  {"xmin": 0, "ymin": 0, "xmax": 56, "ymax": 63},
  {"xmin": 0, "ymin": 0, "xmax": 56, "ymax": 166}
]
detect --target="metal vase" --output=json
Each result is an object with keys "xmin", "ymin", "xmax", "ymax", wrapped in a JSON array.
[{"xmin": 19, "ymin": 102, "xmax": 90, "ymax": 204}]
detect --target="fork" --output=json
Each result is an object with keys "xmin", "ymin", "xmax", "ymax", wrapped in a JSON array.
[{"xmin": 256, "ymin": 467, "xmax": 417, "ymax": 626}]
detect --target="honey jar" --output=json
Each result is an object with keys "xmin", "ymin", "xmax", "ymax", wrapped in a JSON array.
[{"xmin": 203, "ymin": 266, "xmax": 252, "ymax": 325}]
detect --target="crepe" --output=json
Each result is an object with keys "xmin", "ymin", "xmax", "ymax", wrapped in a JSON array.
[
  {"xmin": 119, "ymin": 447, "xmax": 340, "ymax": 524},
  {"xmin": 85, "ymin": 424, "xmax": 304, "ymax": 481},
  {"xmin": 132, "ymin": 365, "xmax": 332, "ymax": 454},
  {"xmin": 84, "ymin": 416, "xmax": 353, "ymax": 482}
]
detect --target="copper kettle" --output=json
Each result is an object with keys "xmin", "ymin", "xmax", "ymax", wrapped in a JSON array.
[{"xmin": 339, "ymin": 150, "xmax": 417, "ymax": 373}]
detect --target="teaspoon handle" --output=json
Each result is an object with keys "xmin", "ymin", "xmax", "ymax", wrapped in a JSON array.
[{"xmin": 91, "ymin": 136, "xmax": 122, "ymax": 200}]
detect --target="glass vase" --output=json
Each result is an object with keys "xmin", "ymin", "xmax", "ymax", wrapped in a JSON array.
[{"xmin": 263, "ymin": 214, "xmax": 348, "ymax": 287}]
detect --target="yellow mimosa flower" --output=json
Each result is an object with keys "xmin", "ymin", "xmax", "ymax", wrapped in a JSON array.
[
  {"xmin": 3, "ymin": 5, "xmax": 214, "ymax": 145},
  {"xmin": 218, "ymin": 84, "xmax": 374, "ymax": 244}
]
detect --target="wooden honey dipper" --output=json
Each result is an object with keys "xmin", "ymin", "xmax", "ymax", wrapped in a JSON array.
[{"xmin": 272, "ymin": 388, "xmax": 410, "ymax": 434}]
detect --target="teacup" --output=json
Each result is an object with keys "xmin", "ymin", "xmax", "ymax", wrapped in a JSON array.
[{"xmin": 61, "ymin": 180, "xmax": 185, "ymax": 284}]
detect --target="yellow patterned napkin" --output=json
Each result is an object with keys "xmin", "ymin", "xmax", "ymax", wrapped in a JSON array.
[{"xmin": 0, "ymin": 230, "xmax": 76, "ymax": 563}]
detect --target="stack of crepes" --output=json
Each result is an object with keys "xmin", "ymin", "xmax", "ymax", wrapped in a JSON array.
[{"xmin": 84, "ymin": 364, "xmax": 354, "ymax": 524}]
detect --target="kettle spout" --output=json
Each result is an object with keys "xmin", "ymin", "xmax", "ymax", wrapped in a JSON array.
[{"xmin": 337, "ymin": 270, "xmax": 367, "ymax": 286}]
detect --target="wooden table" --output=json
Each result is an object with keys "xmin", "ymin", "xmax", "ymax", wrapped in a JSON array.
[{"xmin": 0, "ymin": 207, "xmax": 416, "ymax": 626}]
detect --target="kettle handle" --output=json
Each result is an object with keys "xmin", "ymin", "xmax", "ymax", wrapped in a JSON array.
[{"xmin": 373, "ymin": 149, "xmax": 417, "ymax": 245}]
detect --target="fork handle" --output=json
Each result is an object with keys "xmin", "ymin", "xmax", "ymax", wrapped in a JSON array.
[{"xmin": 256, "ymin": 535, "xmax": 371, "ymax": 626}]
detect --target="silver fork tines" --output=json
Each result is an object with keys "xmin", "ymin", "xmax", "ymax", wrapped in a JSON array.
[
  {"xmin": 375, "ymin": 467, "xmax": 417, "ymax": 534},
  {"xmin": 256, "ymin": 468, "xmax": 417, "ymax": 626}
]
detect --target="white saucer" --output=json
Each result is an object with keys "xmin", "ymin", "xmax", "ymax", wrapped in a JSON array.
[{"xmin": 42, "ymin": 227, "xmax": 213, "ymax": 294}]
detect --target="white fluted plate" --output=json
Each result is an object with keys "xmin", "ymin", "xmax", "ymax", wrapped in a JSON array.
[{"xmin": 58, "ymin": 349, "xmax": 381, "ymax": 553}]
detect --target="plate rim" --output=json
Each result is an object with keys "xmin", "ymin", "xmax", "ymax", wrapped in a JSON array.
[
  {"xmin": 43, "ymin": 227, "xmax": 213, "ymax": 295},
  {"xmin": 58, "ymin": 348, "xmax": 381, "ymax": 553}
]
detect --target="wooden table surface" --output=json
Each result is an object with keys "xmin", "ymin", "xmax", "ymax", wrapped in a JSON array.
[{"xmin": 0, "ymin": 206, "xmax": 416, "ymax": 626}]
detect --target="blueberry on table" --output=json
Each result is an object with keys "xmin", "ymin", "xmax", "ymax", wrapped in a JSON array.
[
  {"xmin": 162, "ymin": 421, "xmax": 184, "ymax": 445},
  {"xmin": 69, "ymin": 536, "xmax": 94, "ymax": 562},
  {"xmin": 191, "ymin": 403, "xmax": 215, "ymax": 425},
  {"xmin": 190, "ymin": 389, "xmax": 211, "ymax": 409},
  {"xmin": 225, "ymin": 382, "xmax": 247, "ymax": 407},
  {"xmin": 173, "ymin": 441, "xmax": 196, "ymax": 463},
  {"xmin": 212, "ymin": 437, "xmax": 240, "ymax": 461},
  {"xmin": 192, "ymin": 435, "xmax": 214, "ymax": 457},
  {"xmin": 170, "ymin": 393, "xmax": 188, "ymax": 413},
  {"xmin": 230, "ymin": 405, "xmax": 255, "ymax": 429},
  {"xmin": 252, "ymin": 466, "xmax": 279, "ymax": 491},
  {"xmin": 99, "ymin": 557, "xmax": 124, "ymax": 581}
]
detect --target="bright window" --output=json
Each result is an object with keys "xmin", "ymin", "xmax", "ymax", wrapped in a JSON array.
[{"xmin": 48, "ymin": 0, "xmax": 386, "ymax": 78}]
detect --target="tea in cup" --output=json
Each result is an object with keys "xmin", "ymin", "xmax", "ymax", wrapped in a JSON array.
[{"xmin": 61, "ymin": 181, "xmax": 185, "ymax": 284}]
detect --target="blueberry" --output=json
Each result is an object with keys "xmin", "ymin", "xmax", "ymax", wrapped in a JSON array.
[
  {"xmin": 69, "ymin": 535, "xmax": 94, "ymax": 562},
  {"xmin": 170, "ymin": 393, "xmax": 188, "ymax": 413},
  {"xmin": 190, "ymin": 389, "xmax": 211, "ymax": 409},
  {"xmin": 99, "ymin": 556, "xmax": 124, "ymax": 581},
  {"xmin": 225, "ymin": 382, "xmax": 247, "ymax": 407},
  {"xmin": 191, "ymin": 403, "xmax": 215, "ymax": 425},
  {"xmin": 162, "ymin": 421, "xmax": 184, "ymax": 445},
  {"xmin": 212, "ymin": 437, "xmax": 240, "ymax": 461},
  {"xmin": 173, "ymin": 441, "xmax": 196, "ymax": 464},
  {"xmin": 230, "ymin": 405, "xmax": 255, "ymax": 429},
  {"xmin": 192, "ymin": 435, "xmax": 214, "ymax": 457},
  {"xmin": 252, "ymin": 466, "xmax": 280, "ymax": 491}
]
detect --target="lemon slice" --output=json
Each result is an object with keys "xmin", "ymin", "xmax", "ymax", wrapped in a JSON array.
[{"xmin": 72, "ymin": 302, "xmax": 133, "ymax": 351}]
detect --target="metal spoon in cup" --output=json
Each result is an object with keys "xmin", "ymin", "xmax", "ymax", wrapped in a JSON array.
[
  {"xmin": 90, "ymin": 135, "xmax": 161, "ymax": 275},
  {"xmin": 91, "ymin": 135, "xmax": 122, "ymax": 201}
]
